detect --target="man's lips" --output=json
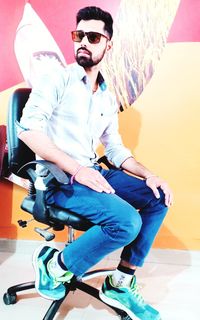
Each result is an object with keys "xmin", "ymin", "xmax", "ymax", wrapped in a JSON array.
[{"xmin": 77, "ymin": 48, "xmax": 91, "ymax": 56}]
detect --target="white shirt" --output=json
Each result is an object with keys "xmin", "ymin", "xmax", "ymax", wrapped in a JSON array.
[{"xmin": 18, "ymin": 63, "xmax": 132, "ymax": 168}]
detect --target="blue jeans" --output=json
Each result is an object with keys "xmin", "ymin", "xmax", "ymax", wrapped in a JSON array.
[{"xmin": 46, "ymin": 165, "xmax": 168, "ymax": 276}]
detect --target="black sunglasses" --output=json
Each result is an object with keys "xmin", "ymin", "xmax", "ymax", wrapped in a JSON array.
[{"xmin": 71, "ymin": 30, "xmax": 109, "ymax": 44}]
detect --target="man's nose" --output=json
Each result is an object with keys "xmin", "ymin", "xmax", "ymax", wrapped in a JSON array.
[{"xmin": 80, "ymin": 35, "xmax": 89, "ymax": 45}]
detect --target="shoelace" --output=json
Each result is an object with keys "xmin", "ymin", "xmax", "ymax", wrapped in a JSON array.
[
  {"xmin": 56, "ymin": 271, "xmax": 73, "ymax": 283},
  {"xmin": 130, "ymin": 282, "xmax": 145, "ymax": 304},
  {"xmin": 47, "ymin": 257, "xmax": 73, "ymax": 285},
  {"xmin": 50, "ymin": 272, "xmax": 72, "ymax": 289},
  {"xmin": 52, "ymin": 277, "xmax": 62, "ymax": 289}
]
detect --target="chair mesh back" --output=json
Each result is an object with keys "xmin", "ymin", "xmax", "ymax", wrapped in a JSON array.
[{"xmin": 7, "ymin": 88, "xmax": 35, "ymax": 178}]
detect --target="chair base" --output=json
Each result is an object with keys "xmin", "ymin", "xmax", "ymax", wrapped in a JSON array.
[{"xmin": 3, "ymin": 269, "xmax": 132, "ymax": 320}]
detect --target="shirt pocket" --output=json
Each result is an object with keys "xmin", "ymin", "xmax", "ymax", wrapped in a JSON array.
[{"xmin": 93, "ymin": 110, "xmax": 113, "ymax": 138}]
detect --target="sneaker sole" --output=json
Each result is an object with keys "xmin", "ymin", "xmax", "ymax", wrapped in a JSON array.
[
  {"xmin": 32, "ymin": 244, "xmax": 62, "ymax": 301},
  {"xmin": 99, "ymin": 290, "xmax": 143, "ymax": 320}
]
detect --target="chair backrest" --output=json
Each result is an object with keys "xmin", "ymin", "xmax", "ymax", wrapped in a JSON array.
[{"xmin": 7, "ymin": 88, "xmax": 34, "ymax": 178}]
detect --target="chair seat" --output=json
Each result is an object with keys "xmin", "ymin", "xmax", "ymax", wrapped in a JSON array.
[{"xmin": 21, "ymin": 196, "xmax": 94, "ymax": 231}]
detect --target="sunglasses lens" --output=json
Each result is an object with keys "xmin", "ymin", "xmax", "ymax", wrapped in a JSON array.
[
  {"xmin": 71, "ymin": 31, "xmax": 104, "ymax": 44},
  {"xmin": 87, "ymin": 32, "xmax": 101, "ymax": 44},
  {"xmin": 72, "ymin": 31, "xmax": 84, "ymax": 42}
]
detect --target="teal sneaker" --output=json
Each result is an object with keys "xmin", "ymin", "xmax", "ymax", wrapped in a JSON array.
[
  {"xmin": 32, "ymin": 245, "xmax": 73, "ymax": 300},
  {"xmin": 99, "ymin": 275, "xmax": 161, "ymax": 320}
]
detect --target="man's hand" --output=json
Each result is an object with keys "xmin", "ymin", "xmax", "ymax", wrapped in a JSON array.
[
  {"xmin": 75, "ymin": 167, "xmax": 115, "ymax": 194},
  {"xmin": 146, "ymin": 176, "xmax": 173, "ymax": 207}
]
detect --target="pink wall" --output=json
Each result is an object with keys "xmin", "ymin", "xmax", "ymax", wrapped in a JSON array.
[
  {"xmin": 168, "ymin": 0, "xmax": 200, "ymax": 42},
  {"xmin": 0, "ymin": 0, "xmax": 120, "ymax": 91},
  {"xmin": 0, "ymin": 0, "xmax": 25, "ymax": 91}
]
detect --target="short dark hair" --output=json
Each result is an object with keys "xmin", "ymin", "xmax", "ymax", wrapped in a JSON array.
[{"xmin": 76, "ymin": 6, "xmax": 113, "ymax": 39}]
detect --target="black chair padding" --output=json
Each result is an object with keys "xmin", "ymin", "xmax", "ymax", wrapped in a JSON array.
[
  {"xmin": 7, "ymin": 88, "xmax": 33, "ymax": 178},
  {"xmin": 21, "ymin": 196, "xmax": 94, "ymax": 231},
  {"xmin": 48, "ymin": 206, "xmax": 94, "ymax": 231}
]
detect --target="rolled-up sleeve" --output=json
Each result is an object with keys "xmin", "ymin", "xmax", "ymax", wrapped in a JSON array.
[
  {"xmin": 100, "ymin": 110, "xmax": 132, "ymax": 168},
  {"xmin": 17, "ymin": 71, "xmax": 64, "ymax": 136}
]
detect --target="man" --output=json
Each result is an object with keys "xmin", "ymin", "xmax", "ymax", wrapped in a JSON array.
[{"xmin": 18, "ymin": 6, "xmax": 173, "ymax": 320}]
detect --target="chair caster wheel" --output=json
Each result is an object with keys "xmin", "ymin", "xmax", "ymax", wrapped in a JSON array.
[{"xmin": 3, "ymin": 292, "xmax": 17, "ymax": 305}]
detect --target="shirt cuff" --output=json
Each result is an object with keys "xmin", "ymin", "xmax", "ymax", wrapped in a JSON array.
[
  {"xmin": 15, "ymin": 120, "xmax": 30, "ymax": 136},
  {"xmin": 110, "ymin": 150, "xmax": 133, "ymax": 168}
]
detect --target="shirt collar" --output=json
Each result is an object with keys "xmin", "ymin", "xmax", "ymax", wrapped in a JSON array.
[
  {"xmin": 97, "ymin": 72, "xmax": 107, "ymax": 91},
  {"xmin": 74, "ymin": 63, "xmax": 107, "ymax": 91}
]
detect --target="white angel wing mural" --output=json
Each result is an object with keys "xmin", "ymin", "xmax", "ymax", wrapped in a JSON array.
[
  {"xmin": 102, "ymin": 0, "xmax": 180, "ymax": 108},
  {"xmin": 14, "ymin": 3, "xmax": 67, "ymax": 87}
]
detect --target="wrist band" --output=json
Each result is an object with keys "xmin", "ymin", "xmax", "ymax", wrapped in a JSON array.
[
  {"xmin": 145, "ymin": 174, "xmax": 157, "ymax": 180},
  {"xmin": 70, "ymin": 165, "xmax": 83, "ymax": 185}
]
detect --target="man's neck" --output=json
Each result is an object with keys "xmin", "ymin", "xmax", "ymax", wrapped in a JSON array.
[{"xmin": 85, "ymin": 65, "xmax": 100, "ymax": 92}]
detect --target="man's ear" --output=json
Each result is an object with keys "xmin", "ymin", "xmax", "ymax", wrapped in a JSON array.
[{"xmin": 106, "ymin": 40, "xmax": 113, "ymax": 52}]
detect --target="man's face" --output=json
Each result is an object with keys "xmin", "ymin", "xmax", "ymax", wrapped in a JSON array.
[{"xmin": 74, "ymin": 19, "xmax": 111, "ymax": 68}]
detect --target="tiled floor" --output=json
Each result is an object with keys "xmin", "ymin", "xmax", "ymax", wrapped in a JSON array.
[{"xmin": 0, "ymin": 241, "xmax": 200, "ymax": 320}]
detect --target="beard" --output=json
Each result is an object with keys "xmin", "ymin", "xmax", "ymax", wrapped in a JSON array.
[
  {"xmin": 76, "ymin": 55, "xmax": 94, "ymax": 68},
  {"xmin": 75, "ymin": 47, "xmax": 105, "ymax": 68}
]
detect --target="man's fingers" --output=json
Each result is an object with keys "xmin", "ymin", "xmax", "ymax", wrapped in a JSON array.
[
  {"xmin": 95, "ymin": 179, "xmax": 115, "ymax": 193},
  {"xmin": 163, "ymin": 189, "xmax": 173, "ymax": 207},
  {"xmin": 151, "ymin": 186, "xmax": 160, "ymax": 199},
  {"xmin": 86, "ymin": 172, "xmax": 115, "ymax": 193},
  {"xmin": 97, "ymin": 179, "xmax": 115, "ymax": 193},
  {"xmin": 146, "ymin": 176, "xmax": 173, "ymax": 207},
  {"xmin": 89, "ymin": 180, "xmax": 115, "ymax": 194},
  {"xmin": 75, "ymin": 167, "xmax": 115, "ymax": 193}
]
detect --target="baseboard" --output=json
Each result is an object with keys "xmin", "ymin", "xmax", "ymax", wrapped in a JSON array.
[
  {"xmin": 0, "ymin": 239, "xmax": 199, "ymax": 267},
  {"xmin": 0, "ymin": 238, "xmax": 44, "ymax": 254},
  {"xmin": 0, "ymin": 238, "xmax": 68, "ymax": 254}
]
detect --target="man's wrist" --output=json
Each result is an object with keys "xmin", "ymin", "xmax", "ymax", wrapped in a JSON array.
[{"xmin": 70, "ymin": 165, "xmax": 84, "ymax": 184}]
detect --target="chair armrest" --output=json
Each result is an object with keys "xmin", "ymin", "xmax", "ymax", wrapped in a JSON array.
[
  {"xmin": 18, "ymin": 160, "xmax": 69, "ymax": 224},
  {"xmin": 18, "ymin": 160, "xmax": 69, "ymax": 185}
]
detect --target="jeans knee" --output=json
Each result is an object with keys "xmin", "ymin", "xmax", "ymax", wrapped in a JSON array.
[
  {"xmin": 156, "ymin": 188, "xmax": 169, "ymax": 215},
  {"xmin": 119, "ymin": 208, "xmax": 142, "ymax": 245}
]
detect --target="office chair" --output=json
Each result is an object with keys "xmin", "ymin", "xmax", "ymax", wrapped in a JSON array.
[{"xmin": 3, "ymin": 88, "xmax": 131, "ymax": 320}]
